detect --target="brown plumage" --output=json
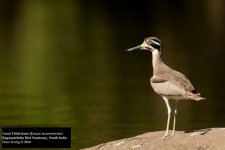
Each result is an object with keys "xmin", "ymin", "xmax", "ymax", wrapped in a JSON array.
[
  {"xmin": 150, "ymin": 61, "xmax": 205, "ymax": 101},
  {"xmin": 126, "ymin": 37, "xmax": 205, "ymax": 137}
]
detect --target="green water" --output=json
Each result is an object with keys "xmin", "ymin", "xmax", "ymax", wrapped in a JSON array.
[{"xmin": 0, "ymin": 1, "xmax": 225, "ymax": 149}]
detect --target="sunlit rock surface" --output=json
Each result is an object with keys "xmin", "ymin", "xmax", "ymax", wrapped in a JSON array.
[{"xmin": 82, "ymin": 128, "xmax": 225, "ymax": 150}]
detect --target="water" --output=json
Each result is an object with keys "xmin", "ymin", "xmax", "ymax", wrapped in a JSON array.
[{"xmin": 0, "ymin": 1, "xmax": 225, "ymax": 149}]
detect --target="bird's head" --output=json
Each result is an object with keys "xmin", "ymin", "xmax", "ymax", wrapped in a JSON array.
[{"xmin": 126, "ymin": 37, "xmax": 162, "ymax": 53}]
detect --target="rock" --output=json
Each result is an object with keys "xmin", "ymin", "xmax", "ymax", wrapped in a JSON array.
[{"xmin": 82, "ymin": 128, "xmax": 225, "ymax": 150}]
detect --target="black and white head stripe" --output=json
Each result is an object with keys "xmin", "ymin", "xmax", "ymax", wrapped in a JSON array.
[{"xmin": 145, "ymin": 37, "xmax": 162, "ymax": 50}]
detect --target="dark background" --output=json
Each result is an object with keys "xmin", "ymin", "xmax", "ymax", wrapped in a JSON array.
[{"xmin": 0, "ymin": 0, "xmax": 225, "ymax": 149}]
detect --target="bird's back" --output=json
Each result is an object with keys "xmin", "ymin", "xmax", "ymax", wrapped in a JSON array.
[{"xmin": 150, "ymin": 64, "xmax": 205, "ymax": 101}]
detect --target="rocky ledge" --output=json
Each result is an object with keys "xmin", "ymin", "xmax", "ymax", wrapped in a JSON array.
[{"xmin": 82, "ymin": 128, "xmax": 225, "ymax": 150}]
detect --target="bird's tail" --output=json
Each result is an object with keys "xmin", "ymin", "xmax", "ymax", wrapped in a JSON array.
[{"xmin": 188, "ymin": 93, "xmax": 206, "ymax": 101}]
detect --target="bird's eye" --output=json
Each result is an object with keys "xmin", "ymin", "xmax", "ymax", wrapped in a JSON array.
[
  {"xmin": 151, "ymin": 43, "xmax": 161, "ymax": 50},
  {"xmin": 145, "ymin": 39, "xmax": 152, "ymax": 45},
  {"xmin": 146, "ymin": 40, "xmax": 150, "ymax": 44}
]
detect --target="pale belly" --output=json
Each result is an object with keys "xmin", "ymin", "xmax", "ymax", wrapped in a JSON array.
[{"xmin": 150, "ymin": 82, "xmax": 187, "ymax": 100}]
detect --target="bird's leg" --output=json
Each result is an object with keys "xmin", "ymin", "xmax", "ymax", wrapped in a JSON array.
[
  {"xmin": 172, "ymin": 100, "xmax": 178, "ymax": 136},
  {"xmin": 162, "ymin": 96, "xmax": 171, "ymax": 137}
]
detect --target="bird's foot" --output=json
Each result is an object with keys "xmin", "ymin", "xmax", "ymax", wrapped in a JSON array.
[
  {"xmin": 150, "ymin": 132, "xmax": 175, "ymax": 144},
  {"xmin": 150, "ymin": 134, "xmax": 169, "ymax": 144},
  {"xmin": 171, "ymin": 132, "xmax": 175, "ymax": 137},
  {"xmin": 161, "ymin": 134, "xmax": 170, "ymax": 140},
  {"xmin": 161, "ymin": 131, "xmax": 176, "ymax": 139},
  {"xmin": 161, "ymin": 131, "xmax": 170, "ymax": 139}
]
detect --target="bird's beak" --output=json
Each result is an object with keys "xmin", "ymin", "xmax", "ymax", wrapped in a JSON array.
[
  {"xmin": 126, "ymin": 45, "xmax": 141, "ymax": 52},
  {"xmin": 126, "ymin": 42, "xmax": 151, "ymax": 52}
]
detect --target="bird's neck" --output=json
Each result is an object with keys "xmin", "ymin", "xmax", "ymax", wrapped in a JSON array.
[{"xmin": 152, "ymin": 50, "xmax": 164, "ymax": 74}]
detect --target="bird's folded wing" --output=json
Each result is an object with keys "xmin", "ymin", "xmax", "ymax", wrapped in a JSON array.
[
  {"xmin": 150, "ymin": 76, "xmax": 187, "ymax": 96},
  {"xmin": 154, "ymin": 70, "xmax": 195, "ymax": 92}
]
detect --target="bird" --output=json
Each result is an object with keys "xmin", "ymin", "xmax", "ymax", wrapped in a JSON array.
[{"xmin": 126, "ymin": 37, "xmax": 205, "ymax": 138}]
